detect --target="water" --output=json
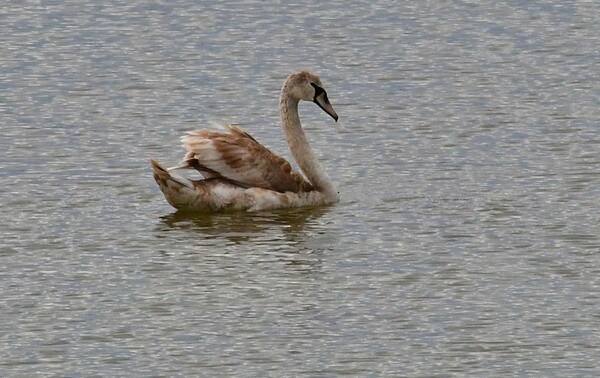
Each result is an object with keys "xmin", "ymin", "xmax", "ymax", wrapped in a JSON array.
[{"xmin": 2, "ymin": 0, "xmax": 599, "ymax": 376}]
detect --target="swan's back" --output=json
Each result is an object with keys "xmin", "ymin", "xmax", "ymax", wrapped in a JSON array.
[{"xmin": 181, "ymin": 125, "xmax": 312, "ymax": 193}]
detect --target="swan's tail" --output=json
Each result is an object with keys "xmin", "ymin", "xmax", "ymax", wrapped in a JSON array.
[
  {"xmin": 151, "ymin": 158, "xmax": 248, "ymax": 211},
  {"xmin": 150, "ymin": 159, "xmax": 194, "ymax": 189}
]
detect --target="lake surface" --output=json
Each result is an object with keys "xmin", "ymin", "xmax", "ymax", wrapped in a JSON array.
[{"xmin": 2, "ymin": 0, "xmax": 599, "ymax": 376}]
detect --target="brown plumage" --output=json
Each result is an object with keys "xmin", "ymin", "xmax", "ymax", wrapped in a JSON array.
[{"xmin": 181, "ymin": 125, "xmax": 313, "ymax": 193}]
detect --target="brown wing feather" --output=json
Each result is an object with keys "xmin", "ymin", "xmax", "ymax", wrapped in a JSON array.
[{"xmin": 181, "ymin": 125, "xmax": 310, "ymax": 193}]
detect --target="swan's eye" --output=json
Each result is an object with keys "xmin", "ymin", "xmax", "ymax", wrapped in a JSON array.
[{"xmin": 310, "ymin": 82, "xmax": 325, "ymax": 98}]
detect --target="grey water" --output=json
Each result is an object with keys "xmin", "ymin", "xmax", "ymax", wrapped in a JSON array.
[{"xmin": 1, "ymin": 1, "xmax": 599, "ymax": 376}]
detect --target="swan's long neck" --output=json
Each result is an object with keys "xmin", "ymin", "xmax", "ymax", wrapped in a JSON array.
[{"xmin": 280, "ymin": 92, "xmax": 338, "ymax": 199}]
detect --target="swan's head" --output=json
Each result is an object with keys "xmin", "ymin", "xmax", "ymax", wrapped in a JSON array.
[{"xmin": 284, "ymin": 71, "xmax": 339, "ymax": 122}]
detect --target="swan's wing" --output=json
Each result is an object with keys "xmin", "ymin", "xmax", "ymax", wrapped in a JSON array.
[{"xmin": 181, "ymin": 125, "xmax": 309, "ymax": 193}]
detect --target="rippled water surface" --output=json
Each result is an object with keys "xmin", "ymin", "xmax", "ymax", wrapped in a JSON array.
[{"xmin": 2, "ymin": 1, "xmax": 599, "ymax": 376}]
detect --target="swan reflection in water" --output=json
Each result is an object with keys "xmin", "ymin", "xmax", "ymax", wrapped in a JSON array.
[
  {"xmin": 157, "ymin": 206, "xmax": 336, "ymax": 272},
  {"xmin": 159, "ymin": 205, "xmax": 333, "ymax": 243}
]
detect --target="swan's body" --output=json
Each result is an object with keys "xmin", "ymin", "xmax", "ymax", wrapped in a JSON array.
[{"xmin": 150, "ymin": 71, "xmax": 339, "ymax": 212}]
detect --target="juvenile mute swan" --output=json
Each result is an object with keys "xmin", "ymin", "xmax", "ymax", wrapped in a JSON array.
[{"xmin": 150, "ymin": 71, "xmax": 339, "ymax": 212}]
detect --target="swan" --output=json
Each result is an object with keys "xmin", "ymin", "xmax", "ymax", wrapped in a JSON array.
[{"xmin": 150, "ymin": 71, "xmax": 340, "ymax": 212}]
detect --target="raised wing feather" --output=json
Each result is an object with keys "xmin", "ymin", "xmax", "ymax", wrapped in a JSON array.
[{"xmin": 181, "ymin": 125, "xmax": 311, "ymax": 193}]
